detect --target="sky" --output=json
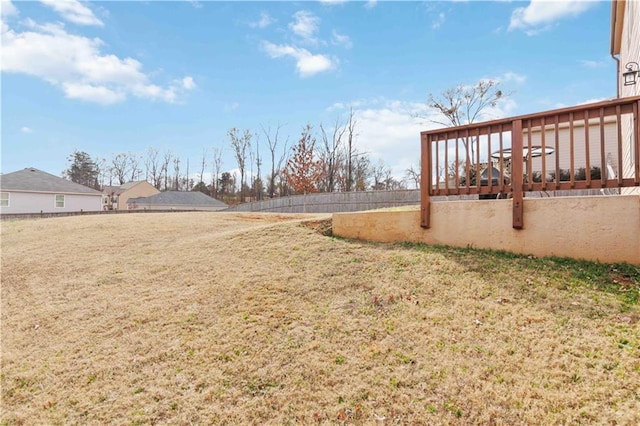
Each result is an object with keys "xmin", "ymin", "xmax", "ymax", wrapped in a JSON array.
[{"xmin": 1, "ymin": 0, "xmax": 617, "ymax": 186}]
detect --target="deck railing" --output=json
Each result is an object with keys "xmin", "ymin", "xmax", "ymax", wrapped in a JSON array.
[{"xmin": 420, "ymin": 96, "xmax": 640, "ymax": 229}]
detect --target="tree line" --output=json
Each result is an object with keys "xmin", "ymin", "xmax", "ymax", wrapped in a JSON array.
[
  {"xmin": 64, "ymin": 108, "xmax": 406, "ymax": 204},
  {"xmin": 64, "ymin": 80, "xmax": 506, "ymax": 204}
]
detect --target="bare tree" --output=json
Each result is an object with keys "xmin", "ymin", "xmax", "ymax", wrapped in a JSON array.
[
  {"xmin": 198, "ymin": 148, "xmax": 207, "ymax": 186},
  {"xmin": 345, "ymin": 107, "xmax": 357, "ymax": 191},
  {"xmin": 111, "ymin": 153, "xmax": 131, "ymax": 185},
  {"xmin": 352, "ymin": 155, "xmax": 371, "ymax": 191},
  {"xmin": 95, "ymin": 156, "xmax": 108, "ymax": 189},
  {"xmin": 405, "ymin": 163, "xmax": 421, "ymax": 189},
  {"xmin": 262, "ymin": 123, "xmax": 288, "ymax": 198},
  {"xmin": 424, "ymin": 79, "xmax": 508, "ymax": 160},
  {"xmin": 162, "ymin": 150, "xmax": 172, "ymax": 191},
  {"xmin": 319, "ymin": 116, "xmax": 346, "ymax": 193},
  {"xmin": 128, "ymin": 153, "xmax": 141, "ymax": 182},
  {"xmin": 145, "ymin": 147, "xmax": 163, "ymax": 189},
  {"xmin": 228, "ymin": 128, "xmax": 253, "ymax": 202},
  {"xmin": 211, "ymin": 147, "xmax": 223, "ymax": 198},
  {"xmin": 173, "ymin": 156, "xmax": 181, "ymax": 191},
  {"xmin": 372, "ymin": 159, "xmax": 389, "ymax": 190},
  {"xmin": 184, "ymin": 158, "xmax": 190, "ymax": 190}
]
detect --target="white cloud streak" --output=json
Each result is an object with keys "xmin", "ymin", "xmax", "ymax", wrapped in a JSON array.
[
  {"xmin": 364, "ymin": 0, "xmax": 377, "ymax": 9},
  {"xmin": 328, "ymin": 95, "xmax": 519, "ymax": 180},
  {"xmin": 39, "ymin": 0, "xmax": 103, "ymax": 27},
  {"xmin": 431, "ymin": 12, "xmax": 445, "ymax": 30},
  {"xmin": 580, "ymin": 59, "xmax": 607, "ymax": 68},
  {"xmin": 509, "ymin": 0, "xmax": 596, "ymax": 35},
  {"xmin": 1, "ymin": 19, "xmax": 195, "ymax": 105},
  {"xmin": 249, "ymin": 12, "xmax": 275, "ymax": 29},
  {"xmin": 21, "ymin": 126, "xmax": 33, "ymax": 133},
  {"xmin": 331, "ymin": 30, "xmax": 352, "ymax": 49},
  {"xmin": 289, "ymin": 10, "xmax": 320, "ymax": 44},
  {"xmin": 1, "ymin": 0, "xmax": 18, "ymax": 18},
  {"xmin": 262, "ymin": 41, "xmax": 335, "ymax": 78}
]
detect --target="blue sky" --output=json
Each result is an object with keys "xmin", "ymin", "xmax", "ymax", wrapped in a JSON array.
[{"xmin": 1, "ymin": 0, "xmax": 616, "ymax": 184}]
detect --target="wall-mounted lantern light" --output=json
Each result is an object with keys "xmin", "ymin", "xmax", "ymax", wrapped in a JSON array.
[{"xmin": 623, "ymin": 62, "xmax": 639, "ymax": 86}]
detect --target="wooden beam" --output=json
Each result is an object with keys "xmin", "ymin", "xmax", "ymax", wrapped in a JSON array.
[
  {"xmin": 420, "ymin": 133, "xmax": 431, "ymax": 228},
  {"xmin": 511, "ymin": 120, "xmax": 524, "ymax": 229}
]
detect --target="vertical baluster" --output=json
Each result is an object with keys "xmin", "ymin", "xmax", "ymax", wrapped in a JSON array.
[{"xmin": 569, "ymin": 112, "xmax": 575, "ymax": 188}]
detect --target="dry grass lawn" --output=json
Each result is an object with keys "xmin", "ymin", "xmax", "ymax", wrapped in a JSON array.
[{"xmin": 1, "ymin": 212, "xmax": 639, "ymax": 425}]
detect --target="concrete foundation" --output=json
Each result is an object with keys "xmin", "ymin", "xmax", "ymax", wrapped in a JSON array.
[{"xmin": 332, "ymin": 195, "xmax": 640, "ymax": 265}]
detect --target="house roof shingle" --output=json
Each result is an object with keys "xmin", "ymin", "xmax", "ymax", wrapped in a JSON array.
[
  {"xmin": 128, "ymin": 191, "xmax": 227, "ymax": 208},
  {"xmin": 0, "ymin": 168, "xmax": 103, "ymax": 195}
]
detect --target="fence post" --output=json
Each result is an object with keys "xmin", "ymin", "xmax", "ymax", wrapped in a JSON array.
[
  {"xmin": 420, "ymin": 132, "xmax": 431, "ymax": 228},
  {"xmin": 511, "ymin": 119, "xmax": 524, "ymax": 229}
]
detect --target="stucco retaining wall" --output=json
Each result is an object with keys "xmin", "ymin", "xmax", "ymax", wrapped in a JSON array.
[{"xmin": 333, "ymin": 195, "xmax": 640, "ymax": 265}]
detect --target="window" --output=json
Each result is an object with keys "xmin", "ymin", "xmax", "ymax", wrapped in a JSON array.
[
  {"xmin": 0, "ymin": 192, "xmax": 8, "ymax": 207},
  {"xmin": 55, "ymin": 194, "xmax": 65, "ymax": 208}
]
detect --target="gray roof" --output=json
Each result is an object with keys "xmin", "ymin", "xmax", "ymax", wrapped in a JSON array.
[
  {"xmin": 0, "ymin": 168, "xmax": 103, "ymax": 195},
  {"xmin": 128, "ymin": 191, "xmax": 228, "ymax": 207}
]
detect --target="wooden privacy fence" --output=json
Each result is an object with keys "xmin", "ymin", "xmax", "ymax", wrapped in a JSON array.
[{"xmin": 420, "ymin": 96, "xmax": 640, "ymax": 229}]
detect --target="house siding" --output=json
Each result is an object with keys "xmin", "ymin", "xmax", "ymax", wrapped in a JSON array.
[
  {"xmin": 118, "ymin": 182, "xmax": 159, "ymax": 210},
  {"xmin": 619, "ymin": 0, "xmax": 640, "ymax": 194},
  {"xmin": 104, "ymin": 182, "xmax": 159, "ymax": 210},
  {"xmin": 527, "ymin": 121, "xmax": 620, "ymax": 177},
  {"xmin": 0, "ymin": 191, "xmax": 102, "ymax": 214}
]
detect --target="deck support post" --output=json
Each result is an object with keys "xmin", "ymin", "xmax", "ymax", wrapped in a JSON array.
[
  {"xmin": 512, "ymin": 119, "xmax": 524, "ymax": 229},
  {"xmin": 420, "ymin": 133, "xmax": 431, "ymax": 228}
]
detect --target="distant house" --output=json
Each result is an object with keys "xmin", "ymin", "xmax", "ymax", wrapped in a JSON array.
[
  {"xmin": 127, "ymin": 191, "xmax": 228, "ymax": 211},
  {"xmin": 102, "ymin": 181, "xmax": 160, "ymax": 210},
  {"xmin": 0, "ymin": 167, "xmax": 102, "ymax": 214}
]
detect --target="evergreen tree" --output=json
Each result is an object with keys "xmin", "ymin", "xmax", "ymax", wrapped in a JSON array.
[{"xmin": 64, "ymin": 151, "xmax": 100, "ymax": 190}]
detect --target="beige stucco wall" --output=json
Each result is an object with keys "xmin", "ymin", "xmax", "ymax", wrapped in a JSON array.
[
  {"xmin": 333, "ymin": 196, "xmax": 640, "ymax": 265},
  {"xmin": 118, "ymin": 182, "xmax": 160, "ymax": 210}
]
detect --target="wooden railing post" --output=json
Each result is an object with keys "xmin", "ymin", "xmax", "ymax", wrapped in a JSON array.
[
  {"xmin": 420, "ymin": 132, "xmax": 431, "ymax": 228},
  {"xmin": 511, "ymin": 119, "xmax": 524, "ymax": 229}
]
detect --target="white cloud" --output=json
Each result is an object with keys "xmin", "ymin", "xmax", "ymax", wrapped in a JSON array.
[
  {"xmin": 326, "ymin": 94, "xmax": 519, "ymax": 180},
  {"xmin": 580, "ymin": 59, "xmax": 607, "ymax": 68},
  {"xmin": 500, "ymin": 71, "xmax": 527, "ymax": 84},
  {"xmin": 1, "ymin": 20, "xmax": 195, "ymax": 105},
  {"xmin": 224, "ymin": 102, "xmax": 239, "ymax": 111},
  {"xmin": 319, "ymin": 0, "xmax": 347, "ymax": 5},
  {"xmin": 364, "ymin": 0, "xmax": 377, "ymax": 9},
  {"xmin": 21, "ymin": 126, "xmax": 33, "ymax": 133},
  {"xmin": 187, "ymin": 0, "xmax": 203, "ymax": 9},
  {"xmin": 62, "ymin": 82, "xmax": 126, "ymax": 104},
  {"xmin": 509, "ymin": 0, "xmax": 595, "ymax": 34},
  {"xmin": 289, "ymin": 10, "xmax": 320, "ymax": 44},
  {"xmin": 39, "ymin": 0, "xmax": 103, "ymax": 27},
  {"xmin": 331, "ymin": 30, "xmax": 352, "ymax": 49},
  {"xmin": 181, "ymin": 76, "xmax": 196, "ymax": 90},
  {"xmin": 261, "ymin": 41, "xmax": 336, "ymax": 78},
  {"xmin": 1, "ymin": 0, "xmax": 18, "ymax": 18},
  {"xmin": 249, "ymin": 12, "xmax": 275, "ymax": 29},
  {"xmin": 431, "ymin": 12, "xmax": 445, "ymax": 30},
  {"xmin": 327, "ymin": 99, "xmax": 433, "ymax": 179}
]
